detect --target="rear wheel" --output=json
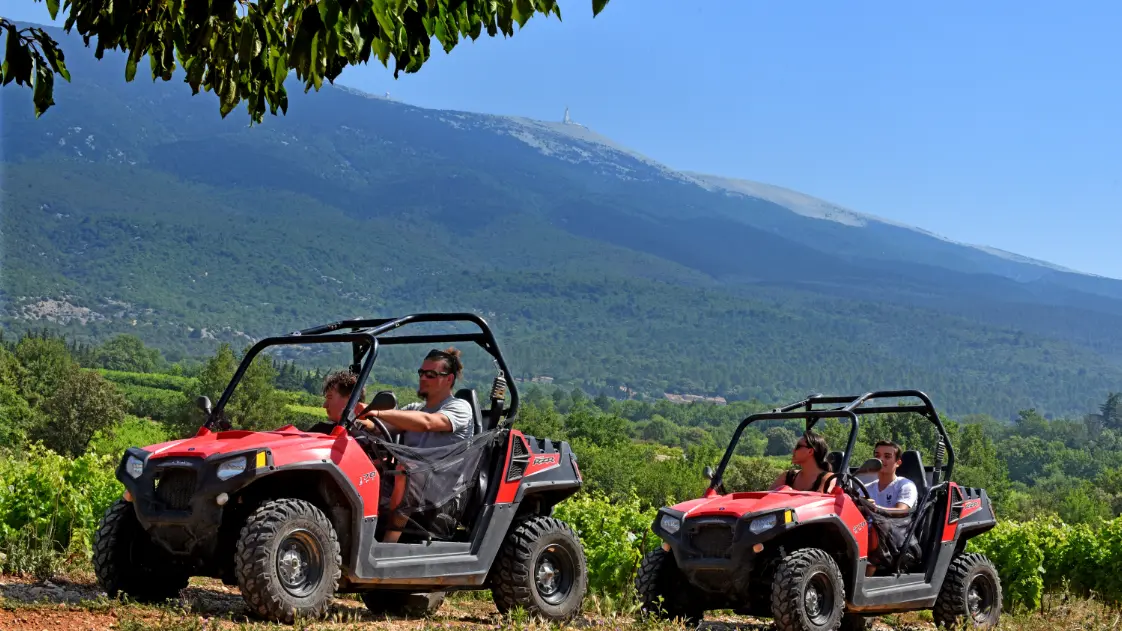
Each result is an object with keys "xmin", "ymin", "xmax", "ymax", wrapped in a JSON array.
[
  {"xmin": 235, "ymin": 498, "xmax": 341, "ymax": 623},
  {"xmin": 92, "ymin": 498, "xmax": 190, "ymax": 603},
  {"xmin": 490, "ymin": 516, "xmax": 587, "ymax": 621},
  {"xmin": 771, "ymin": 547, "xmax": 846, "ymax": 631},
  {"xmin": 635, "ymin": 547, "xmax": 705, "ymax": 627},
  {"xmin": 933, "ymin": 553, "xmax": 1002, "ymax": 629}
]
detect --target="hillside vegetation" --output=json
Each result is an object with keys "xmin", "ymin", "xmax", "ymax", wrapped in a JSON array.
[
  {"xmin": 3, "ymin": 331, "xmax": 1122, "ymax": 625},
  {"xmin": 5, "ymin": 26, "xmax": 1122, "ymax": 418}
]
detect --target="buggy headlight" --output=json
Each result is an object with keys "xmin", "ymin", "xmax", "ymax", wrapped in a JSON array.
[
  {"xmin": 749, "ymin": 513, "xmax": 778, "ymax": 535},
  {"xmin": 126, "ymin": 456, "xmax": 144, "ymax": 479},
  {"xmin": 216, "ymin": 458, "xmax": 247, "ymax": 481},
  {"xmin": 660, "ymin": 514, "xmax": 681, "ymax": 535}
]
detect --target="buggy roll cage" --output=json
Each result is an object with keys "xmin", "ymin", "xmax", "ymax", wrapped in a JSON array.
[
  {"xmin": 202, "ymin": 313, "xmax": 519, "ymax": 433},
  {"xmin": 708, "ymin": 390, "xmax": 956, "ymax": 493}
]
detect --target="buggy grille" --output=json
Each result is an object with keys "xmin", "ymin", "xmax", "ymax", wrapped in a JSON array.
[
  {"xmin": 154, "ymin": 468, "xmax": 196, "ymax": 511},
  {"xmin": 689, "ymin": 521, "xmax": 734, "ymax": 558}
]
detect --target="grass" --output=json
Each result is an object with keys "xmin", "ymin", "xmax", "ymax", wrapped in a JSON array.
[
  {"xmin": 6, "ymin": 578, "xmax": 1122, "ymax": 631},
  {"xmin": 286, "ymin": 404, "xmax": 327, "ymax": 417}
]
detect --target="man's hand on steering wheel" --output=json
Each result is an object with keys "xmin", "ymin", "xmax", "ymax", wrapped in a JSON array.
[
  {"xmin": 354, "ymin": 415, "xmax": 394, "ymax": 441},
  {"xmin": 839, "ymin": 473, "xmax": 874, "ymax": 502}
]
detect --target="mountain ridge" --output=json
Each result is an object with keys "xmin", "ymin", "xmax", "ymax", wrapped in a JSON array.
[{"xmin": 3, "ymin": 23, "xmax": 1122, "ymax": 419}]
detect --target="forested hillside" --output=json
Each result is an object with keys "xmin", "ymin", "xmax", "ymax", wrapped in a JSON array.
[
  {"xmin": 4, "ymin": 24, "xmax": 1122, "ymax": 418},
  {"xmin": 3, "ymin": 331, "xmax": 1122, "ymax": 622}
]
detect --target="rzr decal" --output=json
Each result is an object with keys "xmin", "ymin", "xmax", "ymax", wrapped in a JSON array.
[
  {"xmin": 525, "ymin": 453, "xmax": 560, "ymax": 476},
  {"xmin": 963, "ymin": 499, "xmax": 981, "ymax": 511},
  {"xmin": 358, "ymin": 471, "xmax": 377, "ymax": 486}
]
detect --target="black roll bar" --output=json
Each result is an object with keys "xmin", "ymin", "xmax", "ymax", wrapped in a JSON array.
[
  {"xmin": 205, "ymin": 312, "xmax": 519, "ymax": 431},
  {"xmin": 709, "ymin": 389, "xmax": 956, "ymax": 492}
]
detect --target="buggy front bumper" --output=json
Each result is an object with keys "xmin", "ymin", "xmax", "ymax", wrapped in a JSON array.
[
  {"xmin": 115, "ymin": 447, "xmax": 274, "ymax": 558},
  {"xmin": 651, "ymin": 508, "xmax": 799, "ymax": 586}
]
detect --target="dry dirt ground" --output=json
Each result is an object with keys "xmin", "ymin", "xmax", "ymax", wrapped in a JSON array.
[
  {"xmin": 4, "ymin": 571, "xmax": 1105, "ymax": 631},
  {"xmin": 0, "ymin": 570, "xmax": 935, "ymax": 631}
]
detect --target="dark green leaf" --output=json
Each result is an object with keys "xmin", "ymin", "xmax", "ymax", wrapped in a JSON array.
[
  {"xmin": 592, "ymin": 0, "xmax": 610, "ymax": 17},
  {"xmin": 125, "ymin": 54, "xmax": 138, "ymax": 81},
  {"xmin": 4, "ymin": 25, "xmax": 34, "ymax": 87},
  {"xmin": 512, "ymin": 0, "xmax": 534, "ymax": 27},
  {"xmin": 220, "ymin": 75, "xmax": 238, "ymax": 117},
  {"xmin": 239, "ymin": 22, "xmax": 255, "ymax": 69},
  {"xmin": 46, "ymin": 0, "xmax": 61, "ymax": 20},
  {"xmin": 319, "ymin": 0, "xmax": 341, "ymax": 31},
  {"xmin": 35, "ymin": 32, "xmax": 71, "ymax": 81},
  {"xmin": 32, "ymin": 61, "xmax": 55, "ymax": 116}
]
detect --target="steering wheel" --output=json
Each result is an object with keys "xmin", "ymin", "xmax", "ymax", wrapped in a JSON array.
[
  {"xmin": 352, "ymin": 412, "xmax": 394, "ymax": 442},
  {"xmin": 840, "ymin": 473, "xmax": 874, "ymax": 503}
]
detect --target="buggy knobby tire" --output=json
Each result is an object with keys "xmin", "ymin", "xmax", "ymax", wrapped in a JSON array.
[
  {"xmin": 634, "ymin": 547, "xmax": 705, "ymax": 627},
  {"xmin": 771, "ymin": 547, "xmax": 846, "ymax": 631},
  {"xmin": 490, "ymin": 516, "xmax": 587, "ymax": 622},
  {"xmin": 361, "ymin": 590, "xmax": 446, "ymax": 618},
  {"xmin": 235, "ymin": 498, "xmax": 342, "ymax": 624},
  {"xmin": 92, "ymin": 498, "xmax": 189, "ymax": 603},
  {"xmin": 932, "ymin": 552, "xmax": 1002, "ymax": 629}
]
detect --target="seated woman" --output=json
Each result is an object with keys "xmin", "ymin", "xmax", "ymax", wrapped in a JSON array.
[{"xmin": 771, "ymin": 430, "xmax": 838, "ymax": 493}]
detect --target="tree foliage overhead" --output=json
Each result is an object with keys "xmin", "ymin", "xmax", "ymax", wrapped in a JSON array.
[{"xmin": 1, "ymin": 0, "xmax": 611, "ymax": 121}]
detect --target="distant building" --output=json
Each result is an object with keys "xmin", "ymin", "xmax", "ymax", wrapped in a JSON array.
[{"xmin": 562, "ymin": 107, "xmax": 585, "ymax": 128}]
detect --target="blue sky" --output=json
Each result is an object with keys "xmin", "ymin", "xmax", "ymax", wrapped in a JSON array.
[{"xmin": 4, "ymin": 0, "xmax": 1120, "ymax": 278}]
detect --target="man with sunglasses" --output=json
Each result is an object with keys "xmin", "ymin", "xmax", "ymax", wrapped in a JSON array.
[
  {"xmin": 353, "ymin": 348, "xmax": 474, "ymax": 543},
  {"xmin": 357, "ymin": 347, "xmax": 474, "ymax": 449}
]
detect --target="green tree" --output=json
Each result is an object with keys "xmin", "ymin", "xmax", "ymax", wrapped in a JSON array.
[
  {"xmin": 1101, "ymin": 392, "xmax": 1122, "ymax": 432},
  {"xmin": 765, "ymin": 427, "xmax": 797, "ymax": 457},
  {"xmin": 32, "ymin": 368, "xmax": 127, "ymax": 457},
  {"xmin": 2, "ymin": 0, "xmax": 612, "ymax": 121},
  {"xmin": 953, "ymin": 423, "xmax": 1010, "ymax": 497},
  {"xmin": 94, "ymin": 334, "xmax": 163, "ymax": 373},
  {"xmin": 514, "ymin": 401, "xmax": 566, "ymax": 439},
  {"xmin": 14, "ymin": 335, "xmax": 74, "ymax": 406},
  {"xmin": 565, "ymin": 403, "xmax": 630, "ymax": 446},
  {"xmin": 0, "ymin": 384, "xmax": 37, "ymax": 448},
  {"xmin": 0, "ymin": 346, "xmax": 26, "ymax": 390},
  {"xmin": 182, "ymin": 344, "xmax": 287, "ymax": 432},
  {"xmin": 641, "ymin": 415, "xmax": 678, "ymax": 446}
]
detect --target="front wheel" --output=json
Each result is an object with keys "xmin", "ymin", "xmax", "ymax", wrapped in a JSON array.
[
  {"xmin": 92, "ymin": 498, "xmax": 190, "ymax": 603},
  {"xmin": 771, "ymin": 547, "xmax": 846, "ymax": 631},
  {"xmin": 490, "ymin": 516, "xmax": 588, "ymax": 621},
  {"xmin": 635, "ymin": 547, "xmax": 705, "ymax": 627},
  {"xmin": 933, "ymin": 552, "xmax": 1002, "ymax": 629},
  {"xmin": 235, "ymin": 498, "xmax": 342, "ymax": 623}
]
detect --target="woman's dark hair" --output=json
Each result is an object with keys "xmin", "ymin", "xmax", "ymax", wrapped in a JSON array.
[
  {"xmin": 426, "ymin": 347, "xmax": 463, "ymax": 381},
  {"xmin": 804, "ymin": 430, "xmax": 831, "ymax": 472}
]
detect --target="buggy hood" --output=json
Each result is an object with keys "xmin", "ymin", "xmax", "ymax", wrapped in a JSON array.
[
  {"xmin": 670, "ymin": 490, "xmax": 840, "ymax": 519},
  {"xmin": 139, "ymin": 426, "xmax": 340, "ymax": 461}
]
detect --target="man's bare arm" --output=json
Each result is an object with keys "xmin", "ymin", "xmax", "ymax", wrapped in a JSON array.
[{"xmin": 359, "ymin": 408, "xmax": 452, "ymax": 433}]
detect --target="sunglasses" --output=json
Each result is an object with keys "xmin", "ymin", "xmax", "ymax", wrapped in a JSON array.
[
  {"xmin": 793, "ymin": 442, "xmax": 810, "ymax": 451},
  {"xmin": 417, "ymin": 368, "xmax": 451, "ymax": 379}
]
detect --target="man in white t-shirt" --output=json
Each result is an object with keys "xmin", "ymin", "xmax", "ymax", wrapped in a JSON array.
[
  {"xmin": 356, "ymin": 347, "xmax": 474, "ymax": 542},
  {"xmin": 864, "ymin": 440, "xmax": 918, "ymax": 510},
  {"xmin": 861, "ymin": 440, "xmax": 918, "ymax": 576}
]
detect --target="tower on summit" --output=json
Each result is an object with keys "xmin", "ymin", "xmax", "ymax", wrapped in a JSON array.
[{"xmin": 563, "ymin": 107, "xmax": 572, "ymax": 124}]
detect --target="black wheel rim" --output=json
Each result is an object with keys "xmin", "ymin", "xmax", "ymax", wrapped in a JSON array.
[
  {"xmin": 804, "ymin": 571, "xmax": 835, "ymax": 627},
  {"xmin": 967, "ymin": 573, "xmax": 996, "ymax": 623},
  {"xmin": 535, "ymin": 543, "xmax": 576, "ymax": 606},
  {"xmin": 276, "ymin": 529, "xmax": 323, "ymax": 598}
]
